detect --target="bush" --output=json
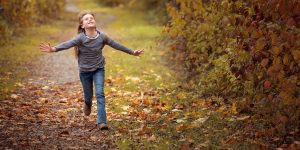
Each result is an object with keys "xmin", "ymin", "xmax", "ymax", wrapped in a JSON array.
[
  {"xmin": 163, "ymin": 0, "xmax": 300, "ymax": 145},
  {"xmin": 0, "ymin": 0, "xmax": 65, "ymax": 46}
]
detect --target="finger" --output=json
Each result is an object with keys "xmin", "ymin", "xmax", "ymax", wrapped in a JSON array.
[
  {"xmin": 40, "ymin": 43, "xmax": 49, "ymax": 48},
  {"xmin": 40, "ymin": 49, "xmax": 50, "ymax": 52},
  {"xmin": 39, "ymin": 45, "xmax": 49, "ymax": 50},
  {"xmin": 39, "ymin": 46, "xmax": 47, "ymax": 50},
  {"xmin": 39, "ymin": 43, "xmax": 46, "ymax": 47},
  {"xmin": 41, "ymin": 42, "xmax": 47, "ymax": 46},
  {"xmin": 39, "ymin": 45, "xmax": 51, "ymax": 51}
]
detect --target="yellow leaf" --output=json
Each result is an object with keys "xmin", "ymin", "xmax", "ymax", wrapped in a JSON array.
[
  {"xmin": 42, "ymin": 86, "xmax": 49, "ymax": 90},
  {"xmin": 273, "ymin": 56, "xmax": 282, "ymax": 65},
  {"xmin": 270, "ymin": 32, "xmax": 278, "ymax": 45},
  {"xmin": 291, "ymin": 50, "xmax": 300, "ymax": 60},
  {"xmin": 231, "ymin": 102, "xmax": 238, "ymax": 114},
  {"xmin": 270, "ymin": 46, "xmax": 281, "ymax": 56},
  {"xmin": 256, "ymin": 37, "xmax": 266, "ymax": 51}
]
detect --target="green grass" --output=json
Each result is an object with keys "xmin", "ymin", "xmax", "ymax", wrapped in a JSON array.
[{"xmin": 109, "ymin": 12, "xmax": 173, "ymax": 87}]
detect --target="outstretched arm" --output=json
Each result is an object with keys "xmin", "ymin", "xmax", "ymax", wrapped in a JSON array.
[
  {"xmin": 39, "ymin": 42, "xmax": 56, "ymax": 53},
  {"xmin": 103, "ymin": 33, "xmax": 144, "ymax": 56},
  {"xmin": 39, "ymin": 34, "xmax": 81, "ymax": 53}
]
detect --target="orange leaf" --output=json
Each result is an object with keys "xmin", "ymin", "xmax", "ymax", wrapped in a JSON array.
[
  {"xmin": 137, "ymin": 125, "xmax": 152, "ymax": 136},
  {"xmin": 143, "ymin": 99, "xmax": 153, "ymax": 106},
  {"xmin": 117, "ymin": 128, "xmax": 129, "ymax": 133},
  {"xmin": 263, "ymin": 80, "xmax": 272, "ymax": 89},
  {"xmin": 261, "ymin": 58, "xmax": 269, "ymax": 67},
  {"xmin": 176, "ymin": 124, "xmax": 187, "ymax": 131}
]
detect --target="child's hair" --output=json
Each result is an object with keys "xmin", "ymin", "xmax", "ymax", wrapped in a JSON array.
[{"xmin": 74, "ymin": 10, "xmax": 95, "ymax": 58}]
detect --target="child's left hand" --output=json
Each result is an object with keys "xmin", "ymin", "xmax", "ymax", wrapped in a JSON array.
[{"xmin": 132, "ymin": 49, "xmax": 144, "ymax": 56}]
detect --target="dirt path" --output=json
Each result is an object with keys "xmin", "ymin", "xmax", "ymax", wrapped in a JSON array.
[{"xmin": 0, "ymin": 1, "xmax": 120, "ymax": 149}]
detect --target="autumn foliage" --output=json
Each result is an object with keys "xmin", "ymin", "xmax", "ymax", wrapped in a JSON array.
[
  {"xmin": 163, "ymin": 0, "xmax": 299, "ymax": 144},
  {"xmin": 96, "ymin": 0, "xmax": 169, "ymax": 23},
  {"xmin": 0, "ymin": 0, "xmax": 65, "ymax": 46}
]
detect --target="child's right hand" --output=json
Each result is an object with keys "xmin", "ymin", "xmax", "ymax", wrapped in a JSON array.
[{"xmin": 39, "ymin": 42, "xmax": 56, "ymax": 53}]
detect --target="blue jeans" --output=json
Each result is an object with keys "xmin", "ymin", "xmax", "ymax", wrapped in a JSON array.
[{"xmin": 79, "ymin": 67, "xmax": 106, "ymax": 124}]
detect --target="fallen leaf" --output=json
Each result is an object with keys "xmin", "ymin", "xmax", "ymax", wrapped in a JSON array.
[
  {"xmin": 176, "ymin": 118, "xmax": 186, "ymax": 123},
  {"xmin": 231, "ymin": 102, "xmax": 238, "ymax": 115},
  {"xmin": 137, "ymin": 125, "xmax": 152, "ymax": 135},
  {"xmin": 192, "ymin": 117, "xmax": 209, "ymax": 127},
  {"xmin": 10, "ymin": 94, "xmax": 18, "ymax": 99},
  {"xmin": 60, "ymin": 130, "xmax": 69, "ymax": 136},
  {"xmin": 176, "ymin": 124, "xmax": 187, "ymax": 131},
  {"xmin": 42, "ymin": 86, "xmax": 49, "ymax": 90},
  {"xmin": 171, "ymin": 109, "xmax": 182, "ymax": 112},
  {"xmin": 122, "ymin": 105, "xmax": 130, "ymax": 111},
  {"xmin": 237, "ymin": 115, "xmax": 250, "ymax": 121}
]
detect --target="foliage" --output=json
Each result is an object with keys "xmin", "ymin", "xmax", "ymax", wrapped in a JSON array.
[
  {"xmin": 97, "ymin": 0, "xmax": 127, "ymax": 7},
  {"xmin": 96, "ymin": 0, "xmax": 169, "ymax": 24},
  {"xmin": 163, "ymin": 0, "xmax": 300, "ymax": 146},
  {"xmin": 0, "ymin": 0, "xmax": 65, "ymax": 46}
]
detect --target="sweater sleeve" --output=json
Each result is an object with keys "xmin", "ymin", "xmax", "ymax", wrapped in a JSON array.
[
  {"xmin": 54, "ymin": 34, "xmax": 82, "ymax": 52},
  {"xmin": 102, "ymin": 33, "xmax": 134, "ymax": 55}
]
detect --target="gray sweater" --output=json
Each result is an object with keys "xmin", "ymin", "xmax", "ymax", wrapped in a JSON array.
[{"xmin": 54, "ymin": 30, "xmax": 133, "ymax": 72}]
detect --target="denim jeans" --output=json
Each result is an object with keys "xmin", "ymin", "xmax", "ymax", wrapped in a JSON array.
[{"xmin": 79, "ymin": 67, "xmax": 106, "ymax": 124}]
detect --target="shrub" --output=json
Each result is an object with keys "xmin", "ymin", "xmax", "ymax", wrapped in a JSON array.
[
  {"xmin": 163, "ymin": 0, "xmax": 300, "ymax": 145},
  {"xmin": 0, "ymin": 0, "xmax": 65, "ymax": 46}
]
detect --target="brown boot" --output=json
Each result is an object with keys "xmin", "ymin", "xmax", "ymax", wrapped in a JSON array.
[
  {"xmin": 83, "ymin": 103, "xmax": 91, "ymax": 116},
  {"xmin": 98, "ymin": 123, "xmax": 109, "ymax": 130}
]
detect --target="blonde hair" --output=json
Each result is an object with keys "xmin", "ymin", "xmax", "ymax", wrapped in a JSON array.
[{"xmin": 74, "ymin": 10, "xmax": 95, "ymax": 58}]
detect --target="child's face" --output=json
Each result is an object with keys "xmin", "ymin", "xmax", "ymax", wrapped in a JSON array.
[{"xmin": 81, "ymin": 14, "xmax": 96, "ymax": 29}]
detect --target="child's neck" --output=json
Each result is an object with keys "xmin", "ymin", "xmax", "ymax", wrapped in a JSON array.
[{"xmin": 85, "ymin": 28, "xmax": 97, "ymax": 38}]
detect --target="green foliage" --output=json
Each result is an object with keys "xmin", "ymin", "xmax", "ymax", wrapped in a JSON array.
[
  {"xmin": 163, "ymin": 0, "xmax": 300, "ymax": 145},
  {"xmin": 0, "ymin": 0, "xmax": 65, "ymax": 46}
]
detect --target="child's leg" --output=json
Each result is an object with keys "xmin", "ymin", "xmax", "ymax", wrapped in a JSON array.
[
  {"xmin": 79, "ymin": 72, "xmax": 93, "ymax": 107},
  {"xmin": 93, "ymin": 67, "xmax": 106, "ymax": 124}
]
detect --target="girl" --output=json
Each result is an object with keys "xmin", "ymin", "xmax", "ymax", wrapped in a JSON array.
[{"xmin": 39, "ymin": 10, "xmax": 144, "ymax": 130}]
